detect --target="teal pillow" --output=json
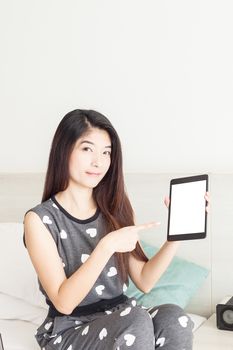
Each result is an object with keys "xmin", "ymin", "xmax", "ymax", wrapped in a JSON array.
[{"xmin": 125, "ymin": 241, "xmax": 209, "ymax": 308}]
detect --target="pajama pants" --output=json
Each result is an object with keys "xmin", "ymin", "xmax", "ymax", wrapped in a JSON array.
[{"xmin": 35, "ymin": 298, "xmax": 194, "ymax": 350}]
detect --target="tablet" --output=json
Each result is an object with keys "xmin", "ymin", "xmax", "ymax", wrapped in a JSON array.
[{"xmin": 167, "ymin": 174, "xmax": 208, "ymax": 241}]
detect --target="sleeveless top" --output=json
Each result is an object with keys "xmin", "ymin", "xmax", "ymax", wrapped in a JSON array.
[{"xmin": 23, "ymin": 196, "xmax": 127, "ymax": 310}]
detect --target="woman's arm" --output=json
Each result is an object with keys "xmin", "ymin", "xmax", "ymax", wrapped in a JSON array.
[
  {"xmin": 24, "ymin": 211, "xmax": 113, "ymax": 315},
  {"xmin": 24, "ymin": 212, "xmax": 153, "ymax": 315},
  {"xmin": 128, "ymin": 241, "xmax": 180, "ymax": 293},
  {"xmin": 129, "ymin": 192, "xmax": 210, "ymax": 293}
]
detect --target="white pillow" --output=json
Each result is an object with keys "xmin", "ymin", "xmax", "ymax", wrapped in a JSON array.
[
  {"xmin": 187, "ymin": 313, "xmax": 207, "ymax": 332},
  {"xmin": 0, "ymin": 292, "xmax": 48, "ymax": 326},
  {"xmin": 0, "ymin": 223, "xmax": 47, "ymax": 308}
]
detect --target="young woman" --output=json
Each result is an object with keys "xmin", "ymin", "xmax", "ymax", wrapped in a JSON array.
[{"xmin": 24, "ymin": 109, "xmax": 209, "ymax": 350}]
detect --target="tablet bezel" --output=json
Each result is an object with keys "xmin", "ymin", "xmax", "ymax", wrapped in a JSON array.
[{"xmin": 167, "ymin": 174, "xmax": 208, "ymax": 241}]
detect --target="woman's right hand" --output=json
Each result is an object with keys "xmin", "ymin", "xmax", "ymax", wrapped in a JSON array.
[{"xmin": 102, "ymin": 221, "xmax": 160, "ymax": 254}]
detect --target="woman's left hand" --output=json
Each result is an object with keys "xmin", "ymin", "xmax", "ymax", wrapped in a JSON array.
[
  {"xmin": 164, "ymin": 191, "xmax": 210, "ymax": 213},
  {"xmin": 164, "ymin": 196, "xmax": 170, "ymax": 208}
]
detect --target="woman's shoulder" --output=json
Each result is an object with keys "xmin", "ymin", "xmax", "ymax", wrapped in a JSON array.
[
  {"xmin": 23, "ymin": 197, "xmax": 64, "ymax": 245},
  {"xmin": 24, "ymin": 198, "xmax": 56, "ymax": 222}
]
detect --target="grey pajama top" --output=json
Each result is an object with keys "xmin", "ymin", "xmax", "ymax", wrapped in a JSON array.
[{"xmin": 24, "ymin": 195, "xmax": 127, "ymax": 309}]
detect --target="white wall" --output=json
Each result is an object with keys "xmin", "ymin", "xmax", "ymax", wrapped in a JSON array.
[{"xmin": 0, "ymin": 0, "xmax": 233, "ymax": 173}]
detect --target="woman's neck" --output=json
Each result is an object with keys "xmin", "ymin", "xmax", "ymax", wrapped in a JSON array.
[{"xmin": 55, "ymin": 184, "xmax": 97, "ymax": 220}]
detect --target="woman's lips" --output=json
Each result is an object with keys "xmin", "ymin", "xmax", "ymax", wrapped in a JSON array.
[{"xmin": 86, "ymin": 172, "xmax": 101, "ymax": 176}]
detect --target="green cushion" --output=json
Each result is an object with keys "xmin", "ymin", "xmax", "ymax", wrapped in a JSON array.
[{"xmin": 125, "ymin": 241, "xmax": 209, "ymax": 308}]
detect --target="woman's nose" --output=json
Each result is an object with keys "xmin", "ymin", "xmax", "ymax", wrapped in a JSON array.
[
  {"xmin": 91, "ymin": 161, "xmax": 100, "ymax": 167},
  {"xmin": 91, "ymin": 154, "xmax": 102, "ymax": 167}
]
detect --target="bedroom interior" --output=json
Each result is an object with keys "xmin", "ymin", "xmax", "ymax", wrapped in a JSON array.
[{"xmin": 1, "ymin": 1, "xmax": 233, "ymax": 349}]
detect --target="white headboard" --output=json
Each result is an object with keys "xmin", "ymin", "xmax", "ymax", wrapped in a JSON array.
[{"xmin": 1, "ymin": 172, "xmax": 232, "ymax": 317}]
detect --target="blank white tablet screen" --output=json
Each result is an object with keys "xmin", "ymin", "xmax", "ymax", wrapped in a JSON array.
[{"xmin": 169, "ymin": 180, "xmax": 206, "ymax": 235}]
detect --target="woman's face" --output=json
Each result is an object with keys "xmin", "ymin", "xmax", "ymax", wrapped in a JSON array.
[{"xmin": 68, "ymin": 127, "xmax": 112, "ymax": 189}]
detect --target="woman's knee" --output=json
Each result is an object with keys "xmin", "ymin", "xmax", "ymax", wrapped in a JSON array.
[
  {"xmin": 149, "ymin": 303, "xmax": 193, "ymax": 328},
  {"xmin": 149, "ymin": 304, "xmax": 194, "ymax": 348}
]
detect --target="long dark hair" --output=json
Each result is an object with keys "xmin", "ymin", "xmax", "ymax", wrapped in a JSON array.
[{"xmin": 42, "ymin": 109, "xmax": 148, "ymax": 283}]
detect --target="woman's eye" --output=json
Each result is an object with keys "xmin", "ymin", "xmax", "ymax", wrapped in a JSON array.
[
  {"xmin": 104, "ymin": 151, "xmax": 111, "ymax": 156},
  {"xmin": 83, "ymin": 147, "xmax": 92, "ymax": 152}
]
